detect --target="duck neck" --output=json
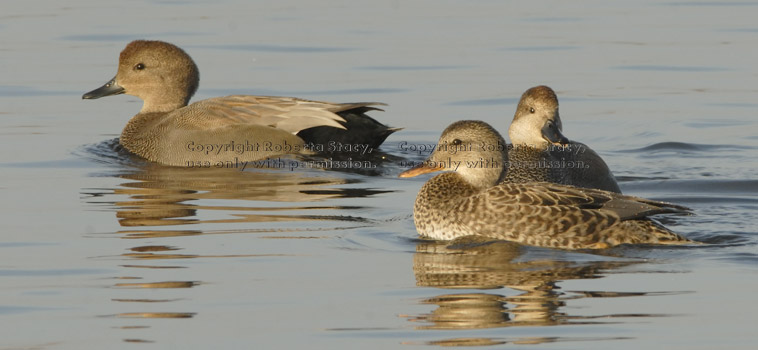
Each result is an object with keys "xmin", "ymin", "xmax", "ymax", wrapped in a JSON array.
[
  {"xmin": 455, "ymin": 153, "xmax": 506, "ymax": 190},
  {"xmin": 140, "ymin": 96, "xmax": 189, "ymax": 113},
  {"xmin": 458, "ymin": 160, "xmax": 505, "ymax": 190}
]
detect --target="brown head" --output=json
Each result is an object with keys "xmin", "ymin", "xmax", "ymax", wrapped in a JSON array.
[
  {"xmin": 399, "ymin": 120, "xmax": 507, "ymax": 189},
  {"xmin": 83, "ymin": 40, "xmax": 200, "ymax": 113},
  {"xmin": 508, "ymin": 85, "xmax": 569, "ymax": 148}
]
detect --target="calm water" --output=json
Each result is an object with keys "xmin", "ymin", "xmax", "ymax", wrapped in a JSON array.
[{"xmin": 2, "ymin": 0, "xmax": 757, "ymax": 349}]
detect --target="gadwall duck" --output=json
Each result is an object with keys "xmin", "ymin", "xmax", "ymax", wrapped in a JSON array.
[
  {"xmin": 399, "ymin": 120, "xmax": 693, "ymax": 249},
  {"xmin": 504, "ymin": 86, "xmax": 621, "ymax": 193},
  {"xmin": 82, "ymin": 40, "xmax": 398, "ymax": 166}
]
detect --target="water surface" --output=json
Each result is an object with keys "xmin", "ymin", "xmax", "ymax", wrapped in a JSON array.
[{"xmin": 1, "ymin": 0, "xmax": 757, "ymax": 349}]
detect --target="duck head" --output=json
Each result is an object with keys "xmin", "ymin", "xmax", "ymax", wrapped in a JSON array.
[
  {"xmin": 83, "ymin": 40, "xmax": 200, "ymax": 113},
  {"xmin": 508, "ymin": 85, "xmax": 570, "ymax": 149},
  {"xmin": 399, "ymin": 120, "xmax": 507, "ymax": 189}
]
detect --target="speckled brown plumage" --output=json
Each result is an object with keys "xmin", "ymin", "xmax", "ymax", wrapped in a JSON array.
[{"xmin": 400, "ymin": 120, "xmax": 694, "ymax": 250}]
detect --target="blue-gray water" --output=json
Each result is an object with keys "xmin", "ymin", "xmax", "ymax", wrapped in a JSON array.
[{"xmin": 2, "ymin": 0, "xmax": 757, "ymax": 349}]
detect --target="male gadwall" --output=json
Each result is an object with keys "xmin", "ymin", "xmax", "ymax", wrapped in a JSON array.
[
  {"xmin": 504, "ymin": 86, "xmax": 621, "ymax": 193},
  {"xmin": 83, "ymin": 40, "xmax": 398, "ymax": 166},
  {"xmin": 399, "ymin": 120, "xmax": 693, "ymax": 249}
]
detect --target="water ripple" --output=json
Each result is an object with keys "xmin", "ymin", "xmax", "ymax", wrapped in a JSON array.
[
  {"xmin": 613, "ymin": 65, "xmax": 730, "ymax": 72},
  {"xmin": 619, "ymin": 141, "xmax": 754, "ymax": 153},
  {"xmin": 500, "ymin": 45, "xmax": 580, "ymax": 51}
]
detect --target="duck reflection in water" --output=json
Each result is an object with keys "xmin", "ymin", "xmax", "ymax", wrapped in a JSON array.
[
  {"xmin": 82, "ymin": 143, "xmax": 392, "ymax": 234},
  {"xmin": 406, "ymin": 237, "xmax": 669, "ymax": 343}
]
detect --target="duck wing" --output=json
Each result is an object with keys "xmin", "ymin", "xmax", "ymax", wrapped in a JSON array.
[
  {"xmin": 482, "ymin": 182, "xmax": 691, "ymax": 221},
  {"xmin": 185, "ymin": 96, "xmax": 384, "ymax": 133}
]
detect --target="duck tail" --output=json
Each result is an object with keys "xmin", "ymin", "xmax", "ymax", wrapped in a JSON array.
[{"xmin": 636, "ymin": 219, "xmax": 697, "ymax": 245}]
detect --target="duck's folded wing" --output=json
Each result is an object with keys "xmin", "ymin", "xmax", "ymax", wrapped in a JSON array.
[
  {"xmin": 485, "ymin": 182, "xmax": 691, "ymax": 221},
  {"xmin": 538, "ymin": 183, "xmax": 692, "ymax": 218},
  {"xmin": 483, "ymin": 182, "xmax": 602, "ymax": 206},
  {"xmin": 589, "ymin": 193, "xmax": 691, "ymax": 220},
  {"xmin": 188, "ymin": 96, "xmax": 385, "ymax": 133}
]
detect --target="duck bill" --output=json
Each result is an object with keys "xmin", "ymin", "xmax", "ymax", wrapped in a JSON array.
[
  {"xmin": 82, "ymin": 77, "xmax": 125, "ymax": 99},
  {"xmin": 398, "ymin": 162, "xmax": 444, "ymax": 178},
  {"xmin": 541, "ymin": 121, "xmax": 570, "ymax": 146}
]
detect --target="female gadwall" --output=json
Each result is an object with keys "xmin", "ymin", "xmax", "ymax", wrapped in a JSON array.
[
  {"xmin": 83, "ymin": 40, "xmax": 398, "ymax": 166},
  {"xmin": 399, "ymin": 120, "xmax": 693, "ymax": 249},
  {"xmin": 504, "ymin": 86, "xmax": 621, "ymax": 193}
]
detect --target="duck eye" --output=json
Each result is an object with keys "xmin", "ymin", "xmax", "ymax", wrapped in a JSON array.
[
  {"xmin": 451, "ymin": 139, "xmax": 462, "ymax": 146},
  {"xmin": 134, "ymin": 63, "xmax": 145, "ymax": 70},
  {"xmin": 529, "ymin": 107, "xmax": 535, "ymax": 113}
]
